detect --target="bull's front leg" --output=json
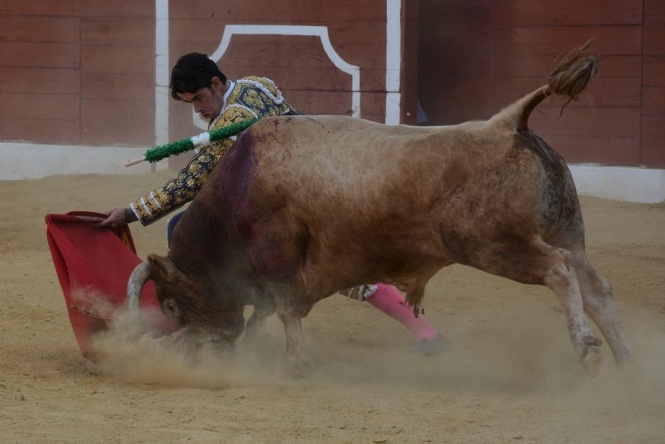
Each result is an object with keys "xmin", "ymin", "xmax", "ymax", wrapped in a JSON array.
[
  {"xmin": 244, "ymin": 292, "xmax": 276, "ymax": 343},
  {"xmin": 276, "ymin": 310, "xmax": 310, "ymax": 377}
]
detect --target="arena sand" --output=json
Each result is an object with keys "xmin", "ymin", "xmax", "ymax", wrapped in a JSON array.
[{"xmin": 1, "ymin": 172, "xmax": 664, "ymax": 443}]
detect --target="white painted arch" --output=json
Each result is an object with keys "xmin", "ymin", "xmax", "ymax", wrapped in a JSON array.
[{"xmin": 189, "ymin": 24, "xmax": 362, "ymax": 130}]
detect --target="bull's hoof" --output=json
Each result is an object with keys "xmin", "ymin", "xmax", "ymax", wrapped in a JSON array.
[
  {"xmin": 581, "ymin": 335, "xmax": 603, "ymax": 376},
  {"xmin": 583, "ymin": 335, "xmax": 602, "ymax": 347},
  {"xmin": 282, "ymin": 357, "xmax": 311, "ymax": 379}
]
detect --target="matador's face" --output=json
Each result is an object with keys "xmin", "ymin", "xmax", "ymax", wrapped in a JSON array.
[{"xmin": 177, "ymin": 76, "xmax": 226, "ymax": 122}]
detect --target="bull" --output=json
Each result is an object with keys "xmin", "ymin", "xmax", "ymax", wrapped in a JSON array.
[{"xmin": 127, "ymin": 42, "xmax": 634, "ymax": 376}]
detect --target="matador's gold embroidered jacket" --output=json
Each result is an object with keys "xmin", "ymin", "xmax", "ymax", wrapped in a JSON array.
[{"xmin": 129, "ymin": 76, "xmax": 299, "ymax": 225}]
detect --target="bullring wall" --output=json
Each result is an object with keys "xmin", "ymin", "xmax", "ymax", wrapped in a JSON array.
[
  {"xmin": 0, "ymin": 0, "xmax": 662, "ymax": 172},
  {"xmin": 419, "ymin": 0, "xmax": 664, "ymax": 168}
]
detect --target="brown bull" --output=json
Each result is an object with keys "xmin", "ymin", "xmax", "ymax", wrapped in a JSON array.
[{"xmin": 128, "ymin": 42, "xmax": 634, "ymax": 376}]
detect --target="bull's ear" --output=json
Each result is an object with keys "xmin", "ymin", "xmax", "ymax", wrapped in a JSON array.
[{"xmin": 147, "ymin": 254, "xmax": 179, "ymax": 282}]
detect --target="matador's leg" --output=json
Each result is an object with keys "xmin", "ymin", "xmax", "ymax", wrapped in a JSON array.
[{"xmin": 339, "ymin": 284, "xmax": 442, "ymax": 352}]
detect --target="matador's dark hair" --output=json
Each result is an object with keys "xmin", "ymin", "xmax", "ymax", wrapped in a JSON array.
[{"xmin": 170, "ymin": 52, "xmax": 227, "ymax": 100}]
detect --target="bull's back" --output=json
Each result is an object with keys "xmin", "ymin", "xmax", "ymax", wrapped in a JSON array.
[
  {"xmin": 242, "ymin": 115, "xmax": 558, "ymax": 230},
  {"xmin": 245, "ymin": 115, "xmax": 479, "ymax": 204},
  {"xmin": 244, "ymin": 116, "xmax": 458, "ymax": 230},
  {"xmin": 222, "ymin": 115, "xmax": 582, "ymax": 288}
]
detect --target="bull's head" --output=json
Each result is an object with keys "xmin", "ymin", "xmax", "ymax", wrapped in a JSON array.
[{"xmin": 127, "ymin": 254, "xmax": 245, "ymax": 346}]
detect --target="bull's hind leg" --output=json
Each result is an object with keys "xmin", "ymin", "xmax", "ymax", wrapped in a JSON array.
[
  {"xmin": 572, "ymin": 252, "xmax": 634, "ymax": 365},
  {"xmin": 484, "ymin": 238, "xmax": 603, "ymax": 374},
  {"xmin": 538, "ymin": 246, "xmax": 604, "ymax": 375}
]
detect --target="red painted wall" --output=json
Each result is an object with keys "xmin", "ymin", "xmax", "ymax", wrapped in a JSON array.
[
  {"xmin": 418, "ymin": 0, "xmax": 665, "ymax": 168},
  {"xmin": 0, "ymin": 0, "xmax": 156, "ymax": 146},
  {"xmin": 0, "ymin": 0, "xmax": 391, "ymax": 149},
  {"xmin": 1, "ymin": 1, "xmax": 661, "ymax": 169}
]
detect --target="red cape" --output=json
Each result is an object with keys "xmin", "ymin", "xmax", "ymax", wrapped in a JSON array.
[{"xmin": 45, "ymin": 211, "xmax": 166, "ymax": 358}]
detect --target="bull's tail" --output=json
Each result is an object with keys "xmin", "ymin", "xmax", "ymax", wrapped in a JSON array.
[{"xmin": 496, "ymin": 40, "xmax": 598, "ymax": 131}]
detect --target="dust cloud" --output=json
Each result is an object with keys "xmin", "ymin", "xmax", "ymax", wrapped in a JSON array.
[
  {"xmin": 90, "ymin": 293, "xmax": 665, "ymax": 426},
  {"xmin": 88, "ymin": 306, "xmax": 287, "ymax": 390}
]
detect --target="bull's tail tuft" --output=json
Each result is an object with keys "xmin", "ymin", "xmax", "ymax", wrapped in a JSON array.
[
  {"xmin": 514, "ymin": 39, "xmax": 598, "ymax": 130},
  {"xmin": 547, "ymin": 39, "xmax": 598, "ymax": 107}
]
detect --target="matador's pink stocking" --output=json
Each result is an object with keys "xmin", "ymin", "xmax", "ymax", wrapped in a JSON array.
[{"xmin": 365, "ymin": 283, "xmax": 440, "ymax": 342}]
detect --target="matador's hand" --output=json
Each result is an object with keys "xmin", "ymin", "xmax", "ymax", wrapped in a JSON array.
[{"xmin": 95, "ymin": 208, "xmax": 136, "ymax": 228}]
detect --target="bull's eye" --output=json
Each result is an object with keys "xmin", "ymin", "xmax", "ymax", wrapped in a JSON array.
[{"xmin": 165, "ymin": 300, "xmax": 176, "ymax": 312}]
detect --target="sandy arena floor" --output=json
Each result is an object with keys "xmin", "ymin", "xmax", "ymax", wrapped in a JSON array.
[{"xmin": 1, "ymin": 171, "xmax": 664, "ymax": 443}]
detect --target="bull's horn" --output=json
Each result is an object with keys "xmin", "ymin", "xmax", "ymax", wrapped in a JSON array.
[{"xmin": 126, "ymin": 262, "xmax": 152, "ymax": 311}]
